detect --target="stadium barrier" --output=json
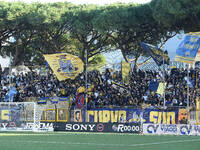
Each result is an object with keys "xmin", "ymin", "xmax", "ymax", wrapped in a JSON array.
[
  {"xmin": 40, "ymin": 108, "xmax": 69, "ymax": 122},
  {"xmin": 54, "ymin": 122, "xmax": 141, "ymax": 133},
  {"xmin": 143, "ymin": 124, "xmax": 200, "ymax": 136}
]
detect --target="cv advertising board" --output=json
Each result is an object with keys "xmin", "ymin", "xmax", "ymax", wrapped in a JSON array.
[
  {"xmin": 54, "ymin": 122, "xmax": 141, "ymax": 133},
  {"xmin": 143, "ymin": 124, "xmax": 200, "ymax": 136},
  {"xmin": 83, "ymin": 108, "xmax": 178, "ymax": 124}
]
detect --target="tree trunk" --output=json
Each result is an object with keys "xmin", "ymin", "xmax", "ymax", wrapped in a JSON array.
[
  {"xmin": 14, "ymin": 38, "xmax": 19, "ymax": 66},
  {"xmin": 121, "ymin": 49, "xmax": 129, "ymax": 62}
]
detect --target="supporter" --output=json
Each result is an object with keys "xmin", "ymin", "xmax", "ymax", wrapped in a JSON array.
[{"xmin": 0, "ymin": 65, "xmax": 198, "ymax": 110}]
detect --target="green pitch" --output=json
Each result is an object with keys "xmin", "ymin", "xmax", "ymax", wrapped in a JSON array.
[{"xmin": 0, "ymin": 132, "xmax": 199, "ymax": 150}]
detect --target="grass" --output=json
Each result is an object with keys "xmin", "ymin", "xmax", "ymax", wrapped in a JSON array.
[{"xmin": 0, "ymin": 132, "xmax": 199, "ymax": 150}]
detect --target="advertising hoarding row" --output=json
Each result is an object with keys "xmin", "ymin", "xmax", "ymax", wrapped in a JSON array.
[
  {"xmin": 143, "ymin": 124, "xmax": 200, "ymax": 136},
  {"xmin": 54, "ymin": 122, "xmax": 141, "ymax": 133},
  {"xmin": 0, "ymin": 122, "xmax": 54, "ymax": 131}
]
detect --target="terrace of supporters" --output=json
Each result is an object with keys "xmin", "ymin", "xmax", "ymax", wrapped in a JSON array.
[{"xmin": 0, "ymin": 64, "xmax": 199, "ymax": 110}]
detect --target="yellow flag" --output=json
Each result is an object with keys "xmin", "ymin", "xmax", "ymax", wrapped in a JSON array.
[
  {"xmin": 77, "ymin": 86, "xmax": 86, "ymax": 94},
  {"xmin": 156, "ymin": 82, "xmax": 166, "ymax": 95},
  {"xmin": 122, "ymin": 61, "xmax": 130, "ymax": 83},
  {"xmin": 43, "ymin": 53, "xmax": 84, "ymax": 81}
]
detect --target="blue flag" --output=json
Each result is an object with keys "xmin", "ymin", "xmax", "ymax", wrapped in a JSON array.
[
  {"xmin": 175, "ymin": 34, "xmax": 200, "ymax": 63},
  {"xmin": 4, "ymin": 87, "xmax": 17, "ymax": 102},
  {"xmin": 149, "ymin": 81, "xmax": 159, "ymax": 92},
  {"xmin": 140, "ymin": 42, "xmax": 169, "ymax": 66}
]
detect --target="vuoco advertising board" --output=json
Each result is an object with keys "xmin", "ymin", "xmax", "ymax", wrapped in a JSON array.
[
  {"xmin": 54, "ymin": 122, "xmax": 141, "ymax": 133},
  {"xmin": 143, "ymin": 124, "xmax": 200, "ymax": 136}
]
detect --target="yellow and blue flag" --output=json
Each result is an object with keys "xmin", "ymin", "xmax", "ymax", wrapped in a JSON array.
[
  {"xmin": 38, "ymin": 97, "xmax": 49, "ymax": 104},
  {"xmin": 58, "ymin": 96, "xmax": 69, "ymax": 101},
  {"xmin": 175, "ymin": 33, "xmax": 200, "ymax": 64},
  {"xmin": 50, "ymin": 96, "xmax": 59, "ymax": 104},
  {"xmin": 140, "ymin": 42, "xmax": 169, "ymax": 66},
  {"xmin": 43, "ymin": 53, "xmax": 84, "ymax": 81}
]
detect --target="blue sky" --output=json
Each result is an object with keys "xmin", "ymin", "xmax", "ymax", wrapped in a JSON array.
[{"xmin": 164, "ymin": 35, "xmax": 184, "ymax": 60}]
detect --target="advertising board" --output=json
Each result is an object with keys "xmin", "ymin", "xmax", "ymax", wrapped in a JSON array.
[
  {"xmin": 143, "ymin": 124, "xmax": 200, "ymax": 136},
  {"xmin": 0, "ymin": 122, "xmax": 54, "ymax": 131},
  {"xmin": 54, "ymin": 122, "xmax": 141, "ymax": 133}
]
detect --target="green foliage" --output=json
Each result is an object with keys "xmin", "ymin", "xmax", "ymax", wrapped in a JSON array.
[
  {"xmin": 88, "ymin": 54, "xmax": 107, "ymax": 65},
  {"xmin": 151, "ymin": 0, "xmax": 200, "ymax": 32},
  {"xmin": 88, "ymin": 54, "xmax": 107, "ymax": 71},
  {"xmin": 0, "ymin": 0, "xmax": 199, "ymax": 67}
]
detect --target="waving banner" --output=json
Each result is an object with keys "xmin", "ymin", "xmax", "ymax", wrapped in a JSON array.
[
  {"xmin": 175, "ymin": 33, "xmax": 200, "ymax": 64},
  {"xmin": 44, "ymin": 53, "xmax": 84, "ymax": 81},
  {"xmin": 140, "ymin": 42, "xmax": 170, "ymax": 66}
]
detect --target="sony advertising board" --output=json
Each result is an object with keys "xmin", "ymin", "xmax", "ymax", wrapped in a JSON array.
[{"xmin": 54, "ymin": 122, "xmax": 141, "ymax": 133}]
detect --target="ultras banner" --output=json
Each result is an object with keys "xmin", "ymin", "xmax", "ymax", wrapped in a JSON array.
[{"xmin": 83, "ymin": 109, "xmax": 178, "ymax": 124}]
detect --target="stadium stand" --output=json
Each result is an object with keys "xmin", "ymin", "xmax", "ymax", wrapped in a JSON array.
[{"xmin": 0, "ymin": 64, "xmax": 198, "ymax": 110}]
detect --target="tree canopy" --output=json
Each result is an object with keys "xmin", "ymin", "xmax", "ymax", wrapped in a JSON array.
[{"xmin": 0, "ymin": 0, "xmax": 199, "ymax": 67}]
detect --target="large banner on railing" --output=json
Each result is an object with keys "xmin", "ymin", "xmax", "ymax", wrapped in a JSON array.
[
  {"xmin": 143, "ymin": 124, "xmax": 200, "ymax": 136},
  {"xmin": 84, "ymin": 109, "xmax": 178, "ymax": 124}
]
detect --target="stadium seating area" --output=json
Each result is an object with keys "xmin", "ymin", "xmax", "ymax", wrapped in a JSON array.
[{"xmin": 0, "ymin": 64, "xmax": 199, "ymax": 109}]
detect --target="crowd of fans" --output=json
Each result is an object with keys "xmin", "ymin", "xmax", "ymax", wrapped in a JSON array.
[{"xmin": 0, "ymin": 64, "xmax": 199, "ymax": 109}]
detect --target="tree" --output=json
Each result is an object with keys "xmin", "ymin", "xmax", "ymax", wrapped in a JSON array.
[
  {"xmin": 62, "ymin": 5, "xmax": 111, "ymax": 64},
  {"xmin": 0, "ymin": 2, "xmax": 76, "ymax": 66},
  {"xmin": 95, "ymin": 3, "xmax": 174, "ymax": 69},
  {"xmin": 0, "ymin": 1, "xmax": 200, "ymax": 68},
  {"xmin": 151, "ymin": 0, "xmax": 200, "ymax": 32}
]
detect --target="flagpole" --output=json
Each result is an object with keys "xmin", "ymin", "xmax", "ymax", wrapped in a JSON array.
[
  {"xmin": 159, "ymin": 43, "xmax": 167, "ymax": 109},
  {"xmin": 8, "ymin": 52, "xmax": 12, "ymax": 121},
  {"xmin": 9, "ymin": 52, "xmax": 12, "ymax": 102},
  {"xmin": 85, "ymin": 49, "xmax": 88, "ymax": 111},
  {"xmin": 187, "ymin": 63, "xmax": 190, "ymax": 123},
  {"xmin": 163, "ymin": 50, "xmax": 166, "ymax": 109}
]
